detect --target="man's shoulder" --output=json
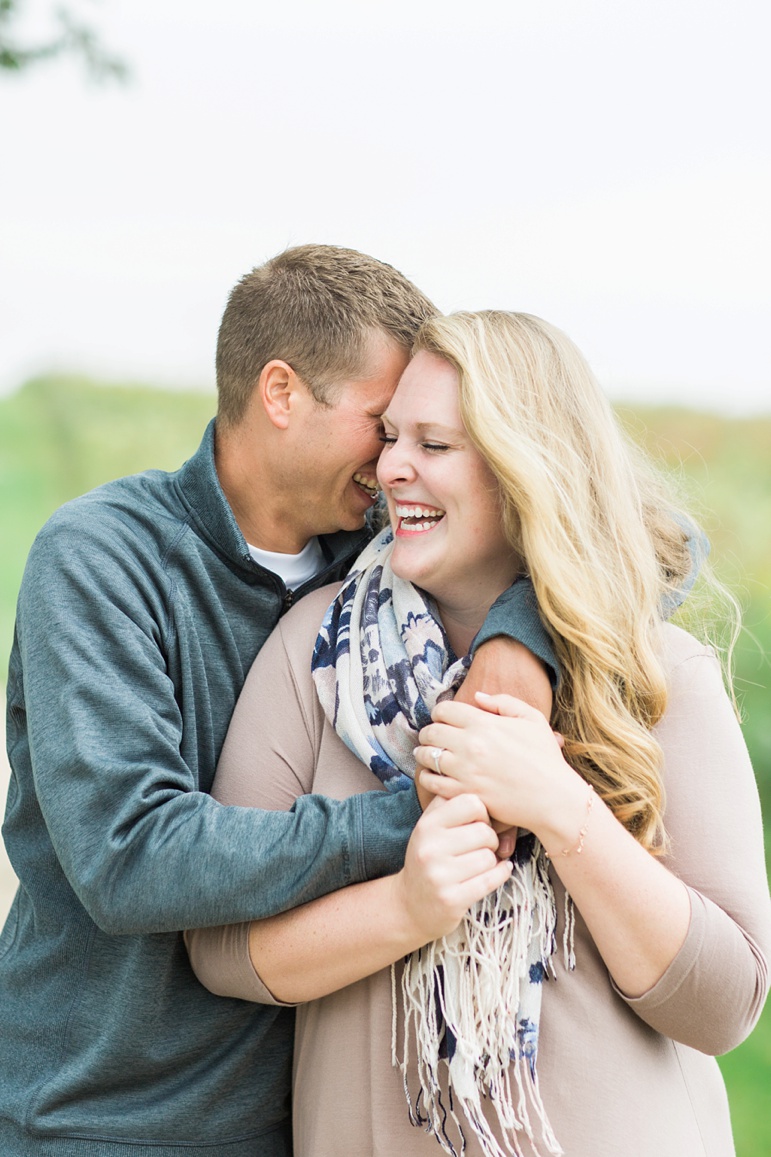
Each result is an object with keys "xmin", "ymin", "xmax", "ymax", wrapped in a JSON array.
[
  {"xmin": 38, "ymin": 467, "xmax": 184, "ymax": 545},
  {"xmin": 22, "ymin": 468, "xmax": 193, "ymax": 599}
]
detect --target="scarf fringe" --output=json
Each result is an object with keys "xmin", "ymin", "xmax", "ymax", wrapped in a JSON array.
[{"xmin": 392, "ymin": 851, "xmax": 571, "ymax": 1157}]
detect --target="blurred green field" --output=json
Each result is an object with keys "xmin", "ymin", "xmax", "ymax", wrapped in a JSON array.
[{"xmin": 1, "ymin": 375, "xmax": 770, "ymax": 1154}]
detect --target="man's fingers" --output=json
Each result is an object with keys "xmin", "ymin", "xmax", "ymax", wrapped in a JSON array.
[
  {"xmin": 454, "ymin": 858, "xmax": 513, "ymax": 909},
  {"xmin": 420, "ymin": 787, "xmax": 488, "ymax": 823},
  {"xmin": 496, "ymin": 828, "xmax": 518, "ymax": 860},
  {"xmin": 431, "ymin": 846, "xmax": 501, "ymax": 884},
  {"xmin": 414, "ymin": 820, "xmax": 498, "ymax": 862}
]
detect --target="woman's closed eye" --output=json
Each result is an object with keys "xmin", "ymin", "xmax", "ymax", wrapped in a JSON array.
[{"xmin": 379, "ymin": 433, "xmax": 450, "ymax": 453}]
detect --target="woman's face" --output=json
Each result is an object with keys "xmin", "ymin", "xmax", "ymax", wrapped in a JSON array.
[{"xmin": 377, "ymin": 351, "xmax": 519, "ymax": 620}]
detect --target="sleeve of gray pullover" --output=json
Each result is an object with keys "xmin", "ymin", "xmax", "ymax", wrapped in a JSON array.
[
  {"xmin": 473, "ymin": 577, "xmax": 558, "ymax": 687},
  {"xmin": 472, "ymin": 524, "xmax": 709, "ymax": 690},
  {"xmin": 8, "ymin": 510, "xmax": 421, "ymax": 936}
]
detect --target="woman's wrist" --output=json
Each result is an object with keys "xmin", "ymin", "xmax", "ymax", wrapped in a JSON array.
[{"xmin": 537, "ymin": 773, "xmax": 598, "ymax": 859}]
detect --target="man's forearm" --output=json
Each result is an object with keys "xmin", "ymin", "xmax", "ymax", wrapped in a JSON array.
[{"xmin": 460, "ymin": 635, "xmax": 552, "ymax": 718}]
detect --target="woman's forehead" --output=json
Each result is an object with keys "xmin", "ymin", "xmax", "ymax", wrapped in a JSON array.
[{"xmin": 384, "ymin": 352, "xmax": 460, "ymax": 423}]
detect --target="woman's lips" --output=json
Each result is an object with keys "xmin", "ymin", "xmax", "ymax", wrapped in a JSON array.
[{"xmin": 394, "ymin": 502, "xmax": 446, "ymax": 534}]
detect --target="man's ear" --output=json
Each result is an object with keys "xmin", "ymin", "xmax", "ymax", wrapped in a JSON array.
[{"xmin": 258, "ymin": 360, "xmax": 299, "ymax": 430}]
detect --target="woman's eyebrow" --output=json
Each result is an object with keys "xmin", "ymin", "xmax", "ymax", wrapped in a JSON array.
[
  {"xmin": 380, "ymin": 414, "xmax": 463, "ymax": 438},
  {"xmin": 413, "ymin": 421, "xmax": 463, "ymax": 437}
]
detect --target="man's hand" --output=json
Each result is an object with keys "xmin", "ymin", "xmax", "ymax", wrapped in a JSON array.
[{"xmin": 394, "ymin": 794, "xmax": 513, "ymax": 944}]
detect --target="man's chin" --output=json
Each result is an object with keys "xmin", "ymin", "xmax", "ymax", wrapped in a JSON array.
[{"xmin": 317, "ymin": 510, "xmax": 367, "ymax": 538}]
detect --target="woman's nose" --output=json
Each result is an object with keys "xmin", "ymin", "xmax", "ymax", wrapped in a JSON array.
[{"xmin": 377, "ymin": 440, "xmax": 416, "ymax": 488}]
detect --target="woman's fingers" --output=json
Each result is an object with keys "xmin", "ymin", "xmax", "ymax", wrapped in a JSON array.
[
  {"xmin": 414, "ymin": 765, "xmax": 435, "ymax": 812},
  {"xmin": 417, "ymin": 695, "xmax": 543, "ymax": 760},
  {"xmin": 418, "ymin": 768, "xmax": 464, "ymax": 799},
  {"xmin": 413, "ymin": 741, "xmax": 457, "ymax": 773},
  {"xmin": 432, "ymin": 692, "xmax": 542, "ymax": 726},
  {"xmin": 474, "ymin": 690, "xmax": 541, "ymax": 717}
]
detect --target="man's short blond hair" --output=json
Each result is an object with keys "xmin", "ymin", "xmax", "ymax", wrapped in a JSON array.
[{"xmin": 216, "ymin": 244, "xmax": 437, "ymax": 425}]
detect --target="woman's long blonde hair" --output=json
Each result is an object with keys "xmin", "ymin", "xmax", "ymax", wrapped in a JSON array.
[{"xmin": 414, "ymin": 311, "xmax": 737, "ymax": 852}]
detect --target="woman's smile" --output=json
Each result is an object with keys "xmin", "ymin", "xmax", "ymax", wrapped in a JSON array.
[
  {"xmin": 393, "ymin": 503, "xmax": 446, "ymax": 535},
  {"xmin": 377, "ymin": 351, "xmax": 519, "ymax": 631}
]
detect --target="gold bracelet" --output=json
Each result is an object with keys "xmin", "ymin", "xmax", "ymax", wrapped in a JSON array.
[{"xmin": 545, "ymin": 783, "xmax": 595, "ymax": 859}]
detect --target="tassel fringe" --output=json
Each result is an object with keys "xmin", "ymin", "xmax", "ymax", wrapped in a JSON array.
[{"xmin": 392, "ymin": 851, "xmax": 574, "ymax": 1157}]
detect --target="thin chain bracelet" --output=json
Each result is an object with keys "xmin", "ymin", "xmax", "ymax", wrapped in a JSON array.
[{"xmin": 545, "ymin": 783, "xmax": 595, "ymax": 859}]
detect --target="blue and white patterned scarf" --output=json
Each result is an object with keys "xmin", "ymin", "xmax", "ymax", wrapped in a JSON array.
[{"xmin": 313, "ymin": 529, "xmax": 564, "ymax": 1157}]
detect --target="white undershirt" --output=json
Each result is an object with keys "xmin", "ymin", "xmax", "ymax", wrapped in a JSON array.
[{"xmin": 247, "ymin": 537, "xmax": 325, "ymax": 591}]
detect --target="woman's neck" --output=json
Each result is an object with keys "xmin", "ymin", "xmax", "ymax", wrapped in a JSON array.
[
  {"xmin": 431, "ymin": 565, "xmax": 522, "ymax": 659},
  {"xmin": 434, "ymin": 600, "xmax": 489, "ymax": 659}
]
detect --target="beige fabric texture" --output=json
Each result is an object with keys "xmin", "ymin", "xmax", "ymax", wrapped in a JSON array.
[{"xmin": 187, "ymin": 585, "xmax": 771, "ymax": 1157}]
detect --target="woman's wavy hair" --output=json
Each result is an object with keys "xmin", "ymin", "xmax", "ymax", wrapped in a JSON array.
[{"xmin": 413, "ymin": 311, "xmax": 739, "ymax": 852}]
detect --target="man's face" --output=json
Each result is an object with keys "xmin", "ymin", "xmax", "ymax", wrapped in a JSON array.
[{"xmin": 289, "ymin": 333, "xmax": 410, "ymax": 544}]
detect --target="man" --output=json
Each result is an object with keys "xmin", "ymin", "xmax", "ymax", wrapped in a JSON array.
[{"xmin": 0, "ymin": 245, "xmax": 554, "ymax": 1156}]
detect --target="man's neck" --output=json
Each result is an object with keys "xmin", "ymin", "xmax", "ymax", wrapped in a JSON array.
[{"xmin": 214, "ymin": 423, "xmax": 311, "ymax": 554}]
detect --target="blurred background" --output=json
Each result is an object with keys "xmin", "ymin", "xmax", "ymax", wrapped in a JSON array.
[{"xmin": 1, "ymin": 1, "xmax": 769, "ymax": 1151}]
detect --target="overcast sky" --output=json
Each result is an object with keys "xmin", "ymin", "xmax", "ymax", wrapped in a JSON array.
[{"xmin": 1, "ymin": 0, "xmax": 769, "ymax": 413}]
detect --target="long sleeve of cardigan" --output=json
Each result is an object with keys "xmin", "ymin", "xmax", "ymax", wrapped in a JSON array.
[{"xmin": 610, "ymin": 636, "xmax": 771, "ymax": 1054}]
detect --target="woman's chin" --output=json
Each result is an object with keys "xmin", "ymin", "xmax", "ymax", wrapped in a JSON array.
[{"xmin": 392, "ymin": 561, "xmax": 433, "ymax": 592}]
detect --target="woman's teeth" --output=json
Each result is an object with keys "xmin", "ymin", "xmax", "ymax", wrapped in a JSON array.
[
  {"xmin": 395, "ymin": 504, "xmax": 446, "ymax": 531},
  {"xmin": 353, "ymin": 473, "xmax": 380, "ymax": 498}
]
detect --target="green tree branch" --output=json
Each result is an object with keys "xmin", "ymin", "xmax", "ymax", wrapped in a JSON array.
[{"xmin": 0, "ymin": 0, "xmax": 127, "ymax": 81}]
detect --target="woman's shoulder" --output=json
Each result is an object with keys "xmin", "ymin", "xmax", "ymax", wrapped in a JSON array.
[
  {"xmin": 656, "ymin": 622, "xmax": 730, "ymax": 719},
  {"xmin": 281, "ymin": 582, "xmax": 342, "ymax": 639},
  {"xmin": 240, "ymin": 583, "xmax": 342, "ymax": 729},
  {"xmin": 264, "ymin": 582, "xmax": 343, "ymax": 679},
  {"xmin": 657, "ymin": 621, "xmax": 715, "ymax": 671}
]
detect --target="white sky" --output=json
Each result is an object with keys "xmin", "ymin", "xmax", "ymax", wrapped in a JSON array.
[{"xmin": 1, "ymin": 0, "xmax": 769, "ymax": 413}]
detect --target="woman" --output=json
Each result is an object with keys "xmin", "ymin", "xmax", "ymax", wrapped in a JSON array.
[{"xmin": 187, "ymin": 312, "xmax": 771, "ymax": 1157}]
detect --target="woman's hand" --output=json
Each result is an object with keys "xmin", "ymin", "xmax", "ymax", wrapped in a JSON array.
[
  {"xmin": 393, "ymin": 793, "xmax": 513, "ymax": 943},
  {"xmin": 415, "ymin": 691, "xmax": 585, "ymax": 838}
]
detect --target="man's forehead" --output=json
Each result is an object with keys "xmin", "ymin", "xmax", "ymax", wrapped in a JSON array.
[
  {"xmin": 332, "ymin": 336, "xmax": 410, "ymax": 409},
  {"xmin": 334, "ymin": 375, "xmax": 397, "ymax": 415}
]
